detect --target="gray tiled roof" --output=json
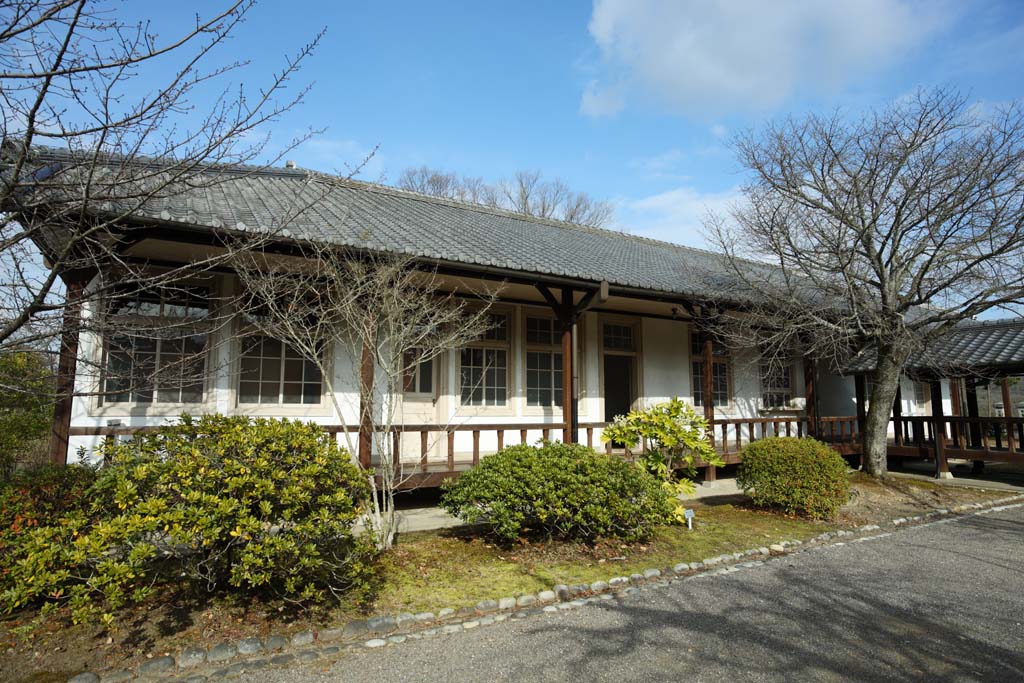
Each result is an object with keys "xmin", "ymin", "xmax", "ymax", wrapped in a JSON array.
[
  {"xmin": 25, "ymin": 150, "xmax": 748, "ymax": 300},
  {"xmin": 845, "ymin": 318, "xmax": 1024, "ymax": 376}
]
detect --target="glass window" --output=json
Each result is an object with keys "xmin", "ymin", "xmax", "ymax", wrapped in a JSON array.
[
  {"xmin": 526, "ymin": 316, "xmax": 556, "ymax": 345},
  {"xmin": 603, "ymin": 323, "xmax": 634, "ymax": 351},
  {"xmin": 525, "ymin": 315, "xmax": 564, "ymax": 407},
  {"xmin": 460, "ymin": 347, "xmax": 507, "ymax": 406},
  {"xmin": 403, "ymin": 349, "xmax": 434, "ymax": 395},
  {"xmin": 460, "ymin": 311, "xmax": 510, "ymax": 407},
  {"xmin": 238, "ymin": 336, "xmax": 322, "ymax": 405},
  {"xmin": 101, "ymin": 286, "xmax": 210, "ymax": 405},
  {"xmin": 692, "ymin": 360, "xmax": 729, "ymax": 408},
  {"xmin": 760, "ymin": 364, "xmax": 793, "ymax": 408},
  {"xmin": 526, "ymin": 350, "xmax": 562, "ymax": 407},
  {"xmin": 692, "ymin": 330, "xmax": 731, "ymax": 408},
  {"xmin": 690, "ymin": 331, "xmax": 728, "ymax": 357},
  {"xmin": 482, "ymin": 313, "xmax": 508, "ymax": 342}
]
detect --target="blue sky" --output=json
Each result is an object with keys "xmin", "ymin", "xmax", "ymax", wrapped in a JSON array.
[{"xmin": 133, "ymin": 1, "xmax": 1024, "ymax": 249}]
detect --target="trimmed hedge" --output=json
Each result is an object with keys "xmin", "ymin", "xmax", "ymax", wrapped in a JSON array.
[
  {"xmin": 439, "ymin": 441, "xmax": 676, "ymax": 543},
  {"xmin": 1, "ymin": 415, "xmax": 374, "ymax": 625},
  {"xmin": 736, "ymin": 436, "xmax": 850, "ymax": 519}
]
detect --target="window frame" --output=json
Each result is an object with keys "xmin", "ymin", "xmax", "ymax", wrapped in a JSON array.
[
  {"xmin": 231, "ymin": 311, "xmax": 333, "ymax": 416},
  {"xmin": 95, "ymin": 280, "xmax": 215, "ymax": 413},
  {"xmin": 598, "ymin": 315, "xmax": 643, "ymax": 416},
  {"xmin": 522, "ymin": 311, "xmax": 564, "ymax": 410},
  {"xmin": 690, "ymin": 329, "xmax": 732, "ymax": 410},
  {"xmin": 759, "ymin": 362, "xmax": 796, "ymax": 410},
  {"xmin": 458, "ymin": 308, "xmax": 512, "ymax": 409},
  {"xmin": 235, "ymin": 334, "xmax": 327, "ymax": 408},
  {"xmin": 402, "ymin": 348, "xmax": 437, "ymax": 400}
]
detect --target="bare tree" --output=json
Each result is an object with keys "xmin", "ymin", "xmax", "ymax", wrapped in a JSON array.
[
  {"xmin": 0, "ymin": 0, "xmax": 323, "ymax": 389},
  {"xmin": 703, "ymin": 88, "xmax": 1024, "ymax": 477},
  {"xmin": 231, "ymin": 243, "xmax": 497, "ymax": 549},
  {"xmin": 397, "ymin": 166, "xmax": 614, "ymax": 228}
]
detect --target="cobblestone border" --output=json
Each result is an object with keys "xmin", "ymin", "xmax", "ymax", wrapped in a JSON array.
[{"xmin": 66, "ymin": 493, "xmax": 1024, "ymax": 683}]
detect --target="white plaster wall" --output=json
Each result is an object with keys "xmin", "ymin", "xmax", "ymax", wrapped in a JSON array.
[
  {"xmin": 64, "ymin": 297, "xmax": 845, "ymax": 464},
  {"xmin": 640, "ymin": 317, "xmax": 690, "ymax": 407}
]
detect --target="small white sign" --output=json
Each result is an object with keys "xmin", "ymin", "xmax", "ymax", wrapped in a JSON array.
[{"xmin": 684, "ymin": 508, "xmax": 695, "ymax": 530}]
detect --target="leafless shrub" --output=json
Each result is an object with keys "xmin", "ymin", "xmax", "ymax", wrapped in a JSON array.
[{"xmin": 232, "ymin": 242, "xmax": 499, "ymax": 549}]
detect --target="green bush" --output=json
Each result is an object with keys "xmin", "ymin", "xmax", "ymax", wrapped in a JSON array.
[
  {"xmin": 736, "ymin": 437, "xmax": 850, "ymax": 519},
  {"xmin": 439, "ymin": 441, "xmax": 676, "ymax": 543},
  {"xmin": 0, "ymin": 415, "xmax": 374, "ymax": 625},
  {"xmin": 0, "ymin": 351, "xmax": 54, "ymax": 479}
]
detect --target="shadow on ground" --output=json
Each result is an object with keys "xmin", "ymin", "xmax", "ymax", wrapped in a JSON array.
[{"xmin": 513, "ymin": 512, "xmax": 1024, "ymax": 683}]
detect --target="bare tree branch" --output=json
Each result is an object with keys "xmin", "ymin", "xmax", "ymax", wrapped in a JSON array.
[
  {"xmin": 397, "ymin": 165, "xmax": 614, "ymax": 228},
  {"xmin": 231, "ymin": 244, "xmax": 499, "ymax": 549},
  {"xmin": 701, "ymin": 88, "xmax": 1024, "ymax": 477}
]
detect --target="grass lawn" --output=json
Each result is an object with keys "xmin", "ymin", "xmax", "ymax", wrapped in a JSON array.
[{"xmin": 372, "ymin": 501, "xmax": 830, "ymax": 614}]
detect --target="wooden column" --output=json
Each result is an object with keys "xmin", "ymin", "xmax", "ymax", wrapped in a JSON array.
[
  {"xmin": 358, "ymin": 338, "xmax": 374, "ymax": 469},
  {"xmin": 49, "ymin": 279, "xmax": 86, "ymax": 466},
  {"xmin": 930, "ymin": 380, "xmax": 950, "ymax": 478},
  {"xmin": 803, "ymin": 356, "xmax": 817, "ymax": 437},
  {"xmin": 950, "ymin": 378, "xmax": 963, "ymax": 416},
  {"xmin": 892, "ymin": 382, "xmax": 904, "ymax": 448},
  {"xmin": 702, "ymin": 334, "xmax": 716, "ymax": 481},
  {"xmin": 854, "ymin": 375, "xmax": 867, "ymax": 438},
  {"xmin": 948, "ymin": 378, "xmax": 963, "ymax": 449},
  {"xmin": 965, "ymin": 378, "xmax": 981, "ymax": 449},
  {"xmin": 1002, "ymin": 377, "xmax": 1015, "ymax": 454},
  {"xmin": 536, "ymin": 282, "xmax": 607, "ymax": 446},
  {"xmin": 561, "ymin": 295, "xmax": 575, "ymax": 444}
]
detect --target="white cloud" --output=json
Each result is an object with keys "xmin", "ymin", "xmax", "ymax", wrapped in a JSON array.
[
  {"xmin": 583, "ymin": 0, "xmax": 954, "ymax": 116},
  {"xmin": 580, "ymin": 79, "xmax": 626, "ymax": 117},
  {"xmin": 619, "ymin": 185, "xmax": 743, "ymax": 249},
  {"xmin": 710, "ymin": 123, "xmax": 728, "ymax": 139}
]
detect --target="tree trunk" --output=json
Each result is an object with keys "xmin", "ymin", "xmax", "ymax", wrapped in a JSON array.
[{"xmin": 861, "ymin": 346, "xmax": 905, "ymax": 477}]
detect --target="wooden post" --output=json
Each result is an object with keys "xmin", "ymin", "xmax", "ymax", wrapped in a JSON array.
[
  {"xmin": 950, "ymin": 378, "xmax": 962, "ymax": 416},
  {"xmin": 930, "ymin": 380, "xmax": 950, "ymax": 478},
  {"xmin": 358, "ymin": 338, "xmax": 374, "ymax": 469},
  {"xmin": 804, "ymin": 356, "xmax": 817, "ymax": 437},
  {"xmin": 1002, "ymin": 377, "xmax": 1015, "ymax": 454},
  {"xmin": 561, "ymin": 287, "xmax": 575, "ymax": 444},
  {"xmin": 965, "ymin": 378, "xmax": 982, "ymax": 451},
  {"xmin": 892, "ymin": 382, "xmax": 904, "ymax": 448},
  {"xmin": 702, "ymin": 334, "xmax": 716, "ymax": 482},
  {"xmin": 420, "ymin": 430, "xmax": 429, "ymax": 472},
  {"xmin": 949, "ymin": 378, "xmax": 963, "ymax": 448},
  {"xmin": 49, "ymin": 279, "xmax": 86, "ymax": 466}
]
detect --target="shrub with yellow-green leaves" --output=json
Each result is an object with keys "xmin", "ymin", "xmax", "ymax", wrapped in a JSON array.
[
  {"xmin": 0, "ymin": 415, "xmax": 374, "ymax": 625},
  {"xmin": 601, "ymin": 397, "xmax": 721, "ymax": 492}
]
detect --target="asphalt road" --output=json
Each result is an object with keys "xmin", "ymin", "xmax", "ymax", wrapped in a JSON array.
[{"xmin": 252, "ymin": 505, "xmax": 1024, "ymax": 683}]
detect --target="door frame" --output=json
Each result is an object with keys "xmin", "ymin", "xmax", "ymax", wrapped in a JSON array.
[{"xmin": 598, "ymin": 315, "xmax": 642, "ymax": 420}]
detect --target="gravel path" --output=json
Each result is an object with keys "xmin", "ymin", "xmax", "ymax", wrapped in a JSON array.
[{"xmin": 248, "ymin": 506, "xmax": 1024, "ymax": 683}]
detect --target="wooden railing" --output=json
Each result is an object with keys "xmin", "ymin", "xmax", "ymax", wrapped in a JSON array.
[
  {"xmin": 889, "ymin": 414, "xmax": 1024, "ymax": 465},
  {"xmin": 68, "ymin": 411, "xmax": 1024, "ymax": 486},
  {"xmin": 70, "ymin": 415, "xmax": 865, "ymax": 477}
]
